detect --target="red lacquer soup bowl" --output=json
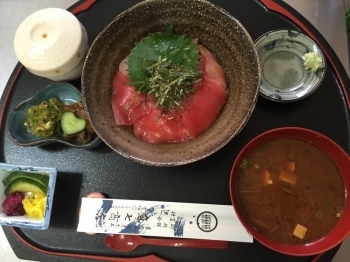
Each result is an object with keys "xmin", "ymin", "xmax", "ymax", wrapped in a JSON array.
[{"xmin": 229, "ymin": 127, "xmax": 350, "ymax": 256}]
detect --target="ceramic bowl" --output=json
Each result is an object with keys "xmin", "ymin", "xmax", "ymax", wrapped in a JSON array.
[
  {"xmin": 7, "ymin": 83, "xmax": 101, "ymax": 148},
  {"xmin": 254, "ymin": 29, "xmax": 326, "ymax": 102},
  {"xmin": 229, "ymin": 127, "xmax": 350, "ymax": 256},
  {"xmin": 0, "ymin": 163, "xmax": 57, "ymax": 230},
  {"xmin": 14, "ymin": 8, "xmax": 89, "ymax": 81},
  {"xmin": 82, "ymin": 0, "xmax": 261, "ymax": 166}
]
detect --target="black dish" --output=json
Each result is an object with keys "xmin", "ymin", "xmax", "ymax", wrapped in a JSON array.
[{"xmin": 1, "ymin": 0, "xmax": 349, "ymax": 261}]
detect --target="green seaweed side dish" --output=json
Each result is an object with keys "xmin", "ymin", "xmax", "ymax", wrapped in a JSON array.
[{"xmin": 24, "ymin": 98, "xmax": 62, "ymax": 137}]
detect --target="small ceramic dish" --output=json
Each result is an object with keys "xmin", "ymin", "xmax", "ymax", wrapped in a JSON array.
[
  {"xmin": 14, "ymin": 8, "xmax": 89, "ymax": 81},
  {"xmin": 7, "ymin": 82, "xmax": 101, "ymax": 148},
  {"xmin": 254, "ymin": 29, "xmax": 326, "ymax": 102},
  {"xmin": 0, "ymin": 163, "xmax": 57, "ymax": 230}
]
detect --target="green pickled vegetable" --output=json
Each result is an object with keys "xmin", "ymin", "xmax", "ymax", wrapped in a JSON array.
[
  {"xmin": 24, "ymin": 98, "xmax": 62, "ymax": 137},
  {"xmin": 4, "ymin": 177, "xmax": 47, "ymax": 196},
  {"xmin": 61, "ymin": 112, "xmax": 86, "ymax": 135},
  {"xmin": 2, "ymin": 171, "xmax": 49, "ymax": 188}
]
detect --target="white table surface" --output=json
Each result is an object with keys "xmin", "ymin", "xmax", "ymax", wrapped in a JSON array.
[{"xmin": 0, "ymin": 0, "xmax": 349, "ymax": 261}]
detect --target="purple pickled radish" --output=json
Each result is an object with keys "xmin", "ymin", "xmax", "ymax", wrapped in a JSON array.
[{"xmin": 2, "ymin": 192, "xmax": 25, "ymax": 216}]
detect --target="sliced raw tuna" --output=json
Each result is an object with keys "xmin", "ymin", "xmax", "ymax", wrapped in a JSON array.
[
  {"xmin": 118, "ymin": 57, "xmax": 128, "ymax": 77},
  {"xmin": 133, "ymin": 108, "xmax": 190, "ymax": 143},
  {"xmin": 182, "ymin": 75, "xmax": 227, "ymax": 137},
  {"xmin": 111, "ymin": 44, "xmax": 227, "ymax": 143},
  {"xmin": 197, "ymin": 44, "xmax": 226, "ymax": 87},
  {"xmin": 111, "ymin": 72, "xmax": 151, "ymax": 125}
]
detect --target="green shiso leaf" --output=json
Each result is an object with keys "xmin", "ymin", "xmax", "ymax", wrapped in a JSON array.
[{"xmin": 125, "ymin": 23, "xmax": 201, "ymax": 111}]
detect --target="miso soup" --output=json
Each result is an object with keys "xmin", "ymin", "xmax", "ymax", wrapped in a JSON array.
[{"xmin": 237, "ymin": 139, "xmax": 345, "ymax": 245}]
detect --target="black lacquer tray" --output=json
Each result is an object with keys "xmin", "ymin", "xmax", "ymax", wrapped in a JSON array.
[{"xmin": 1, "ymin": 0, "xmax": 350, "ymax": 261}]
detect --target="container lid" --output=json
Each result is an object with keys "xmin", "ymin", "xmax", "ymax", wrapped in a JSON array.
[
  {"xmin": 14, "ymin": 8, "xmax": 85, "ymax": 77},
  {"xmin": 254, "ymin": 29, "xmax": 326, "ymax": 102}
]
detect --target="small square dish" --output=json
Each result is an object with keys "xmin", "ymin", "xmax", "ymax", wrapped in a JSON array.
[
  {"xmin": 7, "ymin": 82, "xmax": 101, "ymax": 148},
  {"xmin": 254, "ymin": 29, "xmax": 326, "ymax": 102},
  {"xmin": 0, "ymin": 163, "xmax": 57, "ymax": 230}
]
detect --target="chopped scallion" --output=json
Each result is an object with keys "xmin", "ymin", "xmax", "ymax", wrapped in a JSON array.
[
  {"xmin": 324, "ymin": 202, "xmax": 331, "ymax": 209},
  {"xmin": 240, "ymin": 158, "xmax": 250, "ymax": 169},
  {"xmin": 315, "ymin": 211, "xmax": 322, "ymax": 219}
]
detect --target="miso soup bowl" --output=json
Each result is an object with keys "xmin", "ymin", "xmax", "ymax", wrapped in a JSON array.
[{"xmin": 229, "ymin": 127, "xmax": 350, "ymax": 256}]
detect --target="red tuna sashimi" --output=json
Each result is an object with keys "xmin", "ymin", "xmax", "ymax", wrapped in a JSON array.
[
  {"xmin": 182, "ymin": 75, "xmax": 227, "ymax": 137},
  {"xmin": 111, "ymin": 44, "xmax": 227, "ymax": 143},
  {"xmin": 118, "ymin": 57, "xmax": 128, "ymax": 77},
  {"xmin": 197, "ymin": 44, "xmax": 226, "ymax": 87},
  {"xmin": 111, "ymin": 71, "xmax": 152, "ymax": 125},
  {"xmin": 133, "ymin": 75, "xmax": 226, "ymax": 142},
  {"xmin": 133, "ymin": 108, "xmax": 190, "ymax": 143}
]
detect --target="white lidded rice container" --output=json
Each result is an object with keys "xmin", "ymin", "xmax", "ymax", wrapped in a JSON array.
[{"xmin": 14, "ymin": 8, "xmax": 88, "ymax": 81}]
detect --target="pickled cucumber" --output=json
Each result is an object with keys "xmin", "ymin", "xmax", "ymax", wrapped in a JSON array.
[
  {"xmin": 61, "ymin": 112, "xmax": 86, "ymax": 135},
  {"xmin": 4, "ymin": 177, "xmax": 48, "ymax": 196},
  {"xmin": 2, "ymin": 171, "xmax": 49, "ymax": 188}
]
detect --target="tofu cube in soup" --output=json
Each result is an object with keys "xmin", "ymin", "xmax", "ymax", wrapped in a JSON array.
[{"xmin": 293, "ymin": 224, "xmax": 308, "ymax": 239}]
